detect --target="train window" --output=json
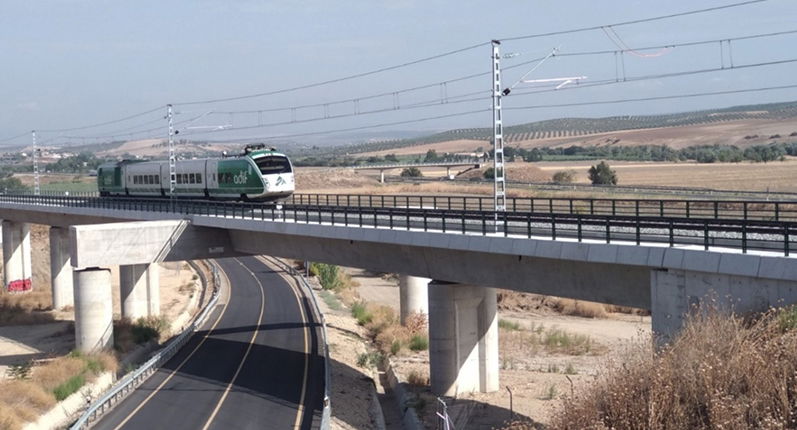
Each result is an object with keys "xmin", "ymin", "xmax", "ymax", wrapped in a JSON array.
[
  {"xmin": 196, "ymin": 173, "xmax": 202, "ymax": 184},
  {"xmin": 189, "ymin": 173, "xmax": 195, "ymax": 184},
  {"xmin": 155, "ymin": 175, "xmax": 159, "ymax": 184},
  {"xmin": 176, "ymin": 175, "xmax": 182, "ymax": 184},
  {"xmin": 254, "ymin": 156, "xmax": 292, "ymax": 175}
]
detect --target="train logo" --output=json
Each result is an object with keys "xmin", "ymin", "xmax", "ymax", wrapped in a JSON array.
[{"xmin": 233, "ymin": 170, "xmax": 248, "ymax": 185}]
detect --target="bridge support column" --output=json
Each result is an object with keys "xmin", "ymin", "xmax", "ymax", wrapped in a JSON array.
[
  {"xmin": 380, "ymin": 170, "xmax": 385, "ymax": 184},
  {"xmin": 428, "ymin": 281, "xmax": 498, "ymax": 396},
  {"xmin": 49, "ymin": 227, "xmax": 74, "ymax": 309},
  {"xmin": 120, "ymin": 263, "xmax": 160, "ymax": 319},
  {"xmin": 74, "ymin": 267, "xmax": 113, "ymax": 352},
  {"xmin": 651, "ymin": 268, "xmax": 797, "ymax": 345},
  {"xmin": 399, "ymin": 274, "xmax": 430, "ymax": 325},
  {"xmin": 2, "ymin": 220, "xmax": 32, "ymax": 292}
]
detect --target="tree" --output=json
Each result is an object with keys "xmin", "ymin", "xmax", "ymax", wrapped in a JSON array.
[
  {"xmin": 424, "ymin": 149, "xmax": 439, "ymax": 163},
  {"xmin": 588, "ymin": 161, "xmax": 617, "ymax": 185},
  {"xmin": 384, "ymin": 153, "xmax": 399, "ymax": 162},
  {"xmin": 483, "ymin": 167, "xmax": 502, "ymax": 180},
  {"xmin": 400, "ymin": 167, "xmax": 422, "ymax": 177},
  {"xmin": 552, "ymin": 170, "xmax": 576, "ymax": 184}
]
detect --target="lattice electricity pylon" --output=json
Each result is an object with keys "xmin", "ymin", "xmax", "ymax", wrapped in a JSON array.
[
  {"xmin": 491, "ymin": 40, "xmax": 506, "ymax": 212},
  {"xmin": 167, "ymin": 104, "xmax": 176, "ymax": 199}
]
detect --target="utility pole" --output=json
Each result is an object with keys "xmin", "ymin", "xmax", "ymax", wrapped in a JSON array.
[
  {"xmin": 167, "ymin": 104, "xmax": 176, "ymax": 200},
  {"xmin": 32, "ymin": 130, "xmax": 40, "ymax": 195},
  {"xmin": 491, "ymin": 40, "xmax": 506, "ymax": 212}
]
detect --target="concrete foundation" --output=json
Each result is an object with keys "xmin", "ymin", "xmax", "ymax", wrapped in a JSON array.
[
  {"xmin": 399, "ymin": 274, "xmax": 430, "ymax": 325},
  {"xmin": 49, "ymin": 227, "xmax": 74, "ymax": 309},
  {"xmin": 428, "ymin": 281, "xmax": 499, "ymax": 396},
  {"xmin": 651, "ymin": 268, "xmax": 797, "ymax": 343},
  {"xmin": 2, "ymin": 220, "xmax": 32, "ymax": 292},
  {"xmin": 120, "ymin": 263, "xmax": 160, "ymax": 320},
  {"xmin": 73, "ymin": 268, "xmax": 113, "ymax": 352}
]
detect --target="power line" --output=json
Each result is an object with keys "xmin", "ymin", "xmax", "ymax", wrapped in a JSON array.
[
  {"xmin": 180, "ymin": 56, "xmax": 797, "ymax": 138},
  {"xmin": 194, "ymin": 108, "xmax": 491, "ymax": 142},
  {"xmin": 36, "ymin": 105, "xmax": 165, "ymax": 133},
  {"xmin": 505, "ymin": 84, "xmax": 797, "ymax": 111},
  {"xmin": 175, "ymin": 42, "xmax": 491, "ymax": 106},
  {"xmin": 501, "ymin": 0, "xmax": 769, "ymax": 42},
  {"xmin": 507, "ymin": 57, "xmax": 797, "ymax": 99},
  {"xmin": 0, "ymin": 131, "xmax": 30, "ymax": 145}
]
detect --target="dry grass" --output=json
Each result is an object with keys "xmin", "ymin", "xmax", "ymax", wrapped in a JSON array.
[
  {"xmin": 550, "ymin": 307, "xmax": 797, "ymax": 429},
  {"xmin": 406, "ymin": 369, "xmax": 430, "ymax": 386},
  {"xmin": 499, "ymin": 323, "xmax": 604, "ymax": 356},
  {"xmin": 114, "ymin": 316, "xmax": 170, "ymax": 353},
  {"xmin": 550, "ymin": 298, "xmax": 608, "ymax": 319},
  {"xmin": 0, "ymin": 295, "xmax": 54, "ymax": 326},
  {"xmin": 0, "ymin": 351, "xmax": 117, "ymax": 430}
]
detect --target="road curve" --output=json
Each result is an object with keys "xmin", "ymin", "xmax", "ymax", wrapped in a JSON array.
[{"xmin": 94, "ymin": 256, "xmax": 324, "ymax": 430}]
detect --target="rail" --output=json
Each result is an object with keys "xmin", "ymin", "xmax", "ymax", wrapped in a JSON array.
[
  {"xmin": 263, "ymin": 257, "xmax": 332, "ymax": 430},
  {"xmin": 0, "ymin": 194, "xmax": 794, "ymax": 256},
  {"xmin": 69, "ymin": 261, "xmax": 222, "ymax": 429},
  {"xmin": 290, "ymin": 193, "xmax": 797, "ymax": 222}
]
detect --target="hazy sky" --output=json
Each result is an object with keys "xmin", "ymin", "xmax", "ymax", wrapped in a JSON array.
[{"xmin": 1, "ymin": 0, "xmax": 796, "ymax": 148}]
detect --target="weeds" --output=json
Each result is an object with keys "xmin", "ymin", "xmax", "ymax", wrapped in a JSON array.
[
  {"xmin": 408, "ymin": 334, "xmax": 429, "ymax": 351},
  {"xmin": 310, "ymin": 263, "xmax": 342, "ymax": 290},
  {"xmin": 540, "ymin": 385, "xmax": 557, "ymax": 401},
  {"xmin": 406, "ymin": 369, "xmax": 429, "ymax": 386},
  {"xmin": 319, "ymin": 290, "xmax": 343, "ymax": 311},
  {"xmin": 114, "ymin": 316, "xmax": 170, "ymax": 352},
  {"xmin": 498, "ymin": 319, "xmax": 522, "ymax": 331},
  {"xmin": 564, "ymin": 363, "xmax": 577, "ymax": 375},
  {"xmin": 356, "ymin": 352, "xmax": 383, "ymax": 369},
  {"xmin": 351, "ymin": 302, "xmax": 372, "ymax": 325}
]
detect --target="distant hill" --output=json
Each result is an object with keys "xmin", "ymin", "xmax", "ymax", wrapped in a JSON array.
[{"xmin": 343, "ymin": 101, "xmax": 797, "ymax": 155}]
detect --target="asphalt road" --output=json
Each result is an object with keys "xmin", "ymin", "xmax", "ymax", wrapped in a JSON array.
[{"xmin": 95, "ymin": 256, "xmax": 325, "ymax": 430}]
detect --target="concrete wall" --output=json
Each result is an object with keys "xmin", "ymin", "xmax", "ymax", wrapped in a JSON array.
[
  {"xmin": 651, "ymin": 268, "xmax": 797, "ymax": 341},
  {"xmin": 50, "ymin": 226, "xmax": 74, "ymax": 309}
]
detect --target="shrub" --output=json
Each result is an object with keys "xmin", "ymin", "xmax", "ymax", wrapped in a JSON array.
[
  {"xmin": 551, "ymin": 170, "xmax": 576, "ymax": 184},
  {"xmin": 52, "ymin": 374, "xmax": 85, "ymax": 401},
  {"xmin": 408, "ymin": 334, "xmax": 429, "ymax": 351},
  {"xmin": 351, "ymin": 302, "xmax": 372, "ymax": 325},
  {"xmin": 400, "ymin": 167, "xmax": 423, "ymax": 177},
  {"xmin": 310, "ymin": 263, "xmax": 342, "ymax": 290},
  {"xmin": 483, "ymin": 167, "xmax": 503, "ymax": 180},
  {"xmin": 406, "ymin": 369, "xmax": 429, "ymax": 386},
  {"xmin": 587, "ymin": 161, "xmax": 617, "ymax": 185}
]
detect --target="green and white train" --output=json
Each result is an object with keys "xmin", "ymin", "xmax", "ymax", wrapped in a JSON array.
[{"xmin": 97, "ymin": 145, "xmax": 294, "ymax": 201}]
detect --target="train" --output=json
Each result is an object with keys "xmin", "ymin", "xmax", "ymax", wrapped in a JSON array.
[{"xmin": 97, "ymin": 144, "xmax": 295, "ymax": 202}]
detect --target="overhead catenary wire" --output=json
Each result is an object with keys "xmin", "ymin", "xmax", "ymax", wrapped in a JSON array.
[
  {"xmin": 36, "ymin": 105, "xmax": 165, "ymax": 133},
  {"xmin": 198, "ymin": 28, "xmax": 797, "ymax": 119},
  {"xmin": 179, "ymin": 56, "xmax": 797, "ymax": 138},
  {"xmin": 190, "ymin": 108, "xmax": 491, "ymax": 143},
  {"xmin": 174, "ymin": 42, "xmax": 492, "ymax": 106},
  {"xmin": 501, "ymin": 0, "xmax": 769, "ymax": 42},
  {"xmin": 505, "ymin": 83, "xmax": 797, "ymax": 111}
]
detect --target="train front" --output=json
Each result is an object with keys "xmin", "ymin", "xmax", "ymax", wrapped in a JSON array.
[{"xmin": 247, "ymin": 148, "xmax": 295, "ymax": 201}]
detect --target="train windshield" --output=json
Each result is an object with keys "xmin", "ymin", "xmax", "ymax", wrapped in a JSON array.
[{"xmin": 254, "ymin": 156, "xmax": 292, "ymax": 175}]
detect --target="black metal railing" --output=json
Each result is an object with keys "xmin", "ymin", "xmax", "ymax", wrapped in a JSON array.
[
  {"xmin": 289, "ymin": 193, "xmax": 797, "ymax": 222},
  {"xmin": 0, "ymin": 194, "xmax": 793, "ymax": 256}
]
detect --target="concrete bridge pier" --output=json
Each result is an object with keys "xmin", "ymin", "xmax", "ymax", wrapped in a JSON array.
[
  {"xmin": 428, "ymin": 281, "xmax": 499, "ymax": 396},
  {"xmin": 2, "ymin": 220, "xmax": 32, "ymax": 292},
  {"xmin": 49, "ymin": 226, "xmax": 74, "ymax": 309},
  {"xmin": 120, "ymin": 263, "xmax": 160, "ymax": 320},
  {"xmin": 73, "ymin": 267, "xmax": 113, "ymax": 352},
  {"xmin": 399, "ymin": 274, "xmax": 430, "ymax": 325},
  {"xmin": 379, "ymin": 170, "xmax": 385, "ymax": 184}
]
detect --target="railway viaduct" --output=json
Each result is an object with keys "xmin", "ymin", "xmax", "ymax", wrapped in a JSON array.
[{"xmin": 1, "ymin": 195, "xmax": 796, "ymax": 397}]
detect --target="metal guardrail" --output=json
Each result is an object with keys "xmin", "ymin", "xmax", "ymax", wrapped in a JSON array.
[
  {"xmin": 70, "ymin": 261, "xmax": 221, "ymax": 429},
  {"xmin": 0, "ymin": 194, "xmax": 794, "ymax": 256},
  {"xmin": 290, "ymin": 193, "xmax": 797, "ymax": 222},
  {"xmin": 264, "ymin": 257, "xmax": 331, "ymax": 430}
]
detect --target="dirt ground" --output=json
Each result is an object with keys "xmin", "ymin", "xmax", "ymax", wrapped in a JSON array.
[
  {"xmin": 336, "ymin": 267, "xmax": 652, "ymax": 429},
  {"xmin": 295, "ymin": 155, "xmax": 797, "ymax": 194}
]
